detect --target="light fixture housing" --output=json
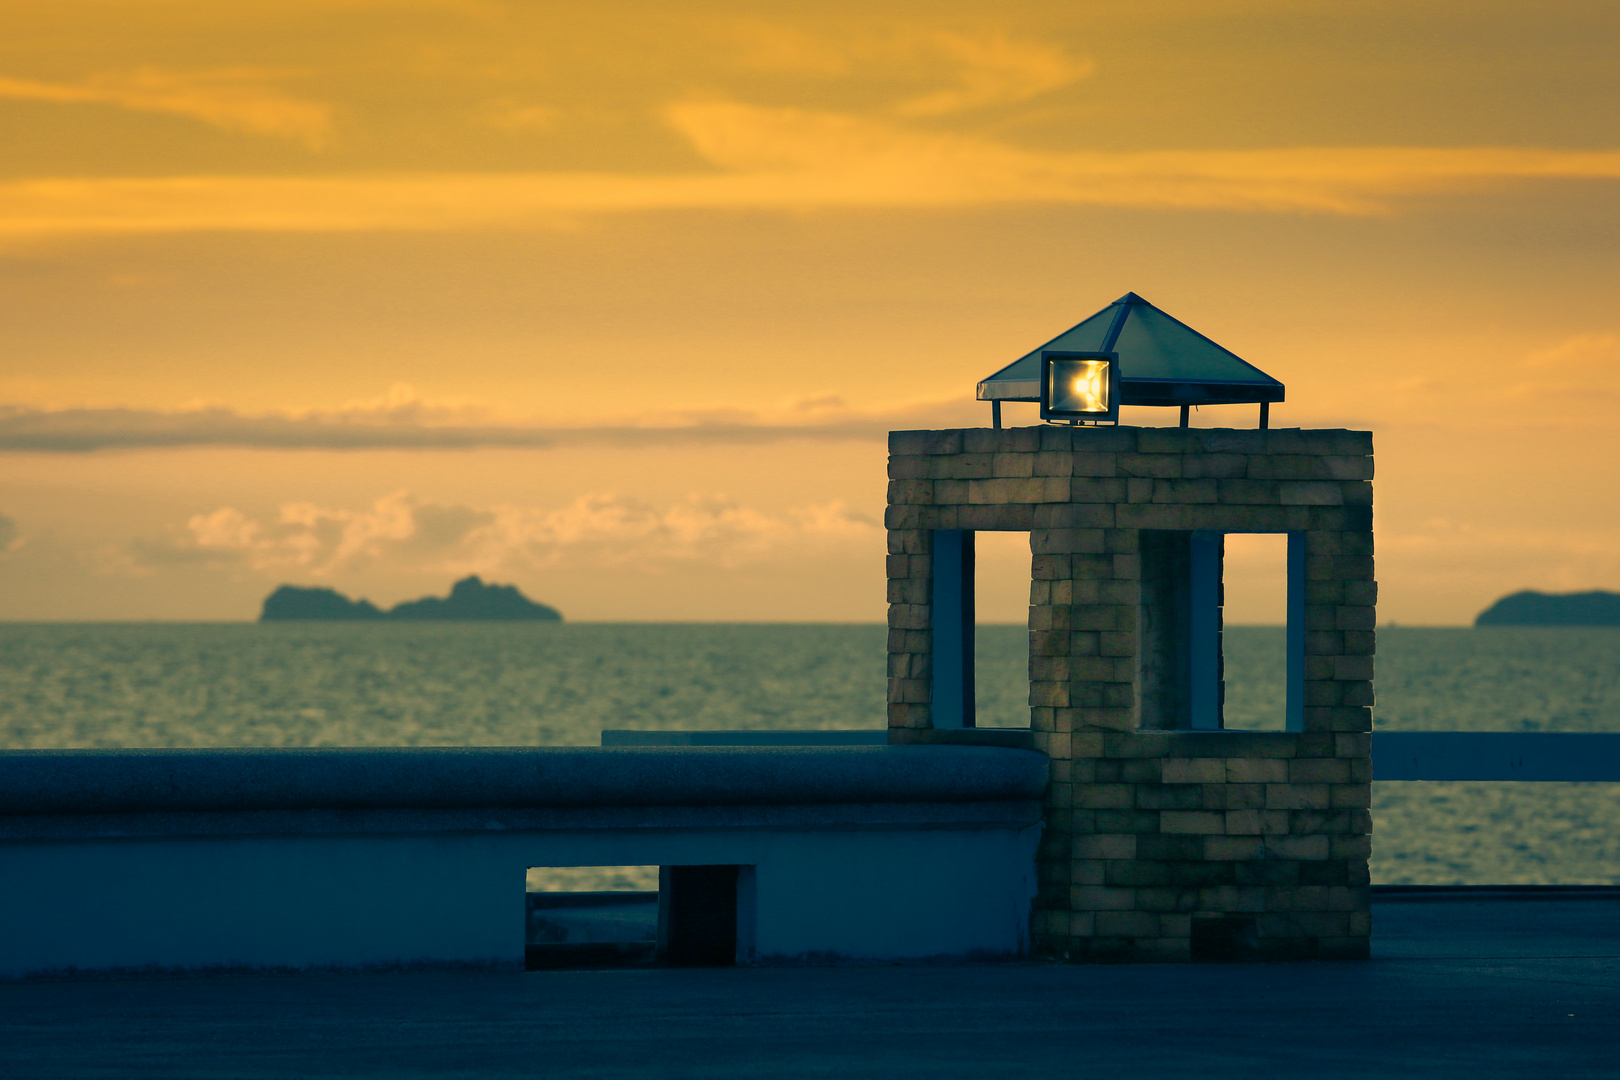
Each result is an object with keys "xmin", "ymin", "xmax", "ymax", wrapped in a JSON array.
[{"xmin": 1040, "ymin": 350, "xmax": 1120, "ymax": 423}]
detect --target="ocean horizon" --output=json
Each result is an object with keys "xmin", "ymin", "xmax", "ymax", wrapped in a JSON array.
[{"xmin": 2, "ymin": 622, "xmax": 1617, "ymax": 886}]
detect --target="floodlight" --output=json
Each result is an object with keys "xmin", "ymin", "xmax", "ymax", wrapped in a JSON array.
[{"xmin": 1040, "ymin": 351, "xmax": 1119, "ymax": 423}]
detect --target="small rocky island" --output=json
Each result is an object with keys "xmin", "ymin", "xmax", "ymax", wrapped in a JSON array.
[
  {"xmin": 260, "ymin": 575, "xmax": 562, "ymax": 622},
  {"xmin": 1475, "ymin": 590, "xmax": 1620, "ymax": 626}
]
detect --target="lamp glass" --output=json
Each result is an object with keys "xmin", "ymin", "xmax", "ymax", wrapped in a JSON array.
[{"xmin": 1046, "ymin": 357, "xmax": 1112, "ymax": 415}]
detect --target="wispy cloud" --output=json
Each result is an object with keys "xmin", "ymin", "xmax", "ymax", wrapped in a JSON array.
[
  {"xmin": 0, "ymin": 68, "xmax": 334, "ymax": 149},
  {"xmin": 2, "ymin": 101, "xmax": 1618, "ymax": 239},
  {"xmin": 134, "ymin": 489, "xmax": 879, "ymax": 576},
  {"xmin": 724, "ymin": 23, "xmax": 1092, "ymax": 116},
  {"xmin": 892, "ymin": 32, "xmax": 1093, "ymax": 117},
  {"xmin": 0, "ymin": 512, "xmax": 19, "ymax": 555},
  {"xmin": 0, "ymin": 390, "xmax": 982, "ymax": 453}
]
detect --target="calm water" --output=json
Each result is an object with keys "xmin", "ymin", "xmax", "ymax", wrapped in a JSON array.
[{"xmin": 2, "ymin": 623, "xmax": 1617, "ymax": 885}]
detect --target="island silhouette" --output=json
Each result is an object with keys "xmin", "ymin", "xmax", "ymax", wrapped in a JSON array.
[
  {"xmin": 260, "ymin": 575, "xmax": 562, "ymax": 622},
  {"xmin": 1475, "ymin": 589, "xmax": 1620, "ymax": 626}
]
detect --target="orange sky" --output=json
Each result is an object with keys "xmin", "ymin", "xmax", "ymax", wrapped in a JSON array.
[{"xmin": 0, "ymin": 0, "xmax": 1616, "ymax": 623}]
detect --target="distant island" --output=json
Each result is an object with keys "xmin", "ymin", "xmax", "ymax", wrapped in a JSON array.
[
  {"xmin": 1475, "ymin": 590, "xmax": 1620, "ymax": 627},
  {"xmin": 260, "ymin": 575, "xmax": 563, "ymax": 622}
]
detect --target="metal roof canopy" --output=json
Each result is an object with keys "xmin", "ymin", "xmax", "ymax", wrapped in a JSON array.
[{"xmin": 977, "ymin": 293, "xmax": 1284, "ymax": 410}]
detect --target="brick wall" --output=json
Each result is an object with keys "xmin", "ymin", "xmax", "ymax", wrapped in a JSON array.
[{"xmin": 885, "ymin": 425, "xmax": 1374, "ymax": 962}]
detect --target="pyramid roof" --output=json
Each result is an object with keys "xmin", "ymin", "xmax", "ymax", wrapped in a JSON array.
[{"xmin": 976, "ymin": 293, "xmax": 1284, "ymax": 407}]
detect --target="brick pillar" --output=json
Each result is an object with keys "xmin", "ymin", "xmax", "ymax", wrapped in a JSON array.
[{"xmin": 886, "ymin": 425, "xmax": 1375, "ymax": 963}]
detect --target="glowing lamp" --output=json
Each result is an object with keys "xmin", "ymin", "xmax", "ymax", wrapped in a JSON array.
[{"xmin": 1040, "ymin": 351, "xmax": 1119, "ymax": 423}]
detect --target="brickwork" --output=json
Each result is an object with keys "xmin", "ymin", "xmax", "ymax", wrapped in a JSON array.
[{"xmin": 885, "ymin": 425, "xmax": 1375, "ymax": 962}]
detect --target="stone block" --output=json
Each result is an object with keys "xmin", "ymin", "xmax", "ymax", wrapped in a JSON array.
[
  {"xmin": 1098, "ymin": 631, "xmax": 1135, "ymax": 657},
  {"xmin": 1334, "ymin": 655, "xmax": 1375, "ymax": 681},
  {"xmin": 1033, "ymin": 503, "xmax": 1116, "ymax": 528},
  {"xmin": 1135, "ymin": 785, "xmax": 1203, "ymax": 811},
  {"xmin": 1324, "ymin": 455, "xmax": 1374, "ymax": 480},
  {"xmin": 1096, "ymin": 911, "xmax": 1162, "ymax": 938},
  {"xmin": 993, "ymin": 452, "xmax": 1035, "ymax": 478},
  {"xmin": 1343, "ymin": 580, "xmax": 1378, "ymax": 605},
  {"xmin": 888, "ymin": 455, "xmax": 929, "ymax": 479},
  {"xmin": 1304, "ymin": 680, "xmax": 1342, "ymax": 707},
  {"xmin": 1266, "ymin": 784, "xmax": 1330, "ymax": 809},
  {"xmin": 1071, "ymin": 452, "xmax": 1120, "ymax": 476},
  {"xmin": 886, "ymin": 578, "xmax": 927, "ymax": 605},
  {"xmin": 1126, "ymin": 478, "xmax": 1155, "ymax": 503},
  {"xmin": 1197, "ymin": 885, "xmax": 1267, "ymax": 913},
  {"xmin": 1071, "ymin": 885, "xmax": 1138, "ymax": 911},
  {"xmin": 1070, "ymin": 859, "xmax": 1109, "ymax": 885},
  {"xmin": 1160, "ymin": 811, "xmax": 1226, "ymax": 834},
  {"xmin": 1331, "ymin": 783, "xmax": 1373, "ymax": 809},
  {"xmin": 1340, "ymin": 480, "xmax": 1373, "ymax": 506},
  {"xmin": 1070, "ymin": 477, "xmax": 1129, "ymax": 504},
  {"xmin": 1201, "ymin": 783, "xmax": 1267, "ymax": 810},
  {"xmin": 1139, "ymin": 834, "xmax": 1207, "ymax": 860},
  {"xmin": 1032, "ymin": 451, "xmax": 1075, "ymax": 477},
  {"xmin": 1070, "ymin": 427, "xmax": 1140, "ymax": 452},
  {"xmin": 1340, "ymin": 681, "xmax": 1375, "ymax": 706},
  {"xmin": 1223, "ymin": 810, "xmax": 1291, "ymax": 835},
  {"xmin": 1095, "ymin": 809, "xmax": 1164, "ymax": 833},
  {"xmin": 886, "ymin": 703, "xmax": 930, "ymax": 728},
  {"xmin": 1133, "ymin": 886, "xmax": 1201, "ymax": 912},
  {"xmin": 1331, "ymin": 835, "xmax": 1372, "ymax": 860},
  {"xmin": 1304, "ymin": 630, "xmax": 1344, "ymax": 655},
  {"xmin": 1335, "ymin": 733, "xmax": 1372, "ymax": 758},
  {"xmin": 887, "ymin": 677, "xmax": 928, "ymax": 704},
  {"xmin": 1162, "ymin": 758, "xmax": 1227, "ymax": 783},
  {"xmin": 1304, "ymin": 579, "xmax": 1345, "ymax": 605},
  {"xmin": 1158, "ymin": 862, "xmax": 1234, "ymax": 888},
  {"xmin": 888, "ymin": 603, "xmax": 929, "ymax": 631},
  {"xmin": 889, "ymin": 529, "xmax": 927, "ymax": 554},
  {"xmin": 1280, "ymin": 481, "xmax": 1342, "ymax": 506},
  {"xmin": 1154, "ymin": 478, "xmax": 1219, "ymax": 503},
  {"xmin": 1135, "ymin": 429, "xmax": 1202, "ymax": 453},
  {"xmin": 1104, "ymin": 732, "xmax": 1174, "ymax": 758},
  {"xmin": 888, "ymin": 430, "xmax": 935, "ymax": 455},
  {"xmin": 1181, "ymin": 453, "xmax": 1249, "ymax": 479},
  {"xmin": 1106, "ymin": 861, "xmax": 1173, "ymax": 886},
  {"xmin": 1118, "ymin": 453, "xmax": 1182, "ymax": 478},
  {"xmin": 884, "ymin": 504, "xmax": 922, "ymax": 529},
  {"xmin": 1225, "ymin": 758, "xmax": 1289, "ymax": 783},
  {"xmin": 1118, "ymin": 759, "xmax": 1162, "ymax": 783},
  {"xmin": 1263, "ymin": 834, "xmax": 1330, "ymax": 860},
  {"xmin": 1115, "ymin": 504, "xmax": 1197, "ymax": 529},
  {"xmin": 1247, "ymin": 455, "xmax": 1328, "ymax": 480},
  {"xmin": 933, "ymin": 453, "xmax": 993, "ymax": 479},
  {"xmin": 1235, "ymin": 861, "xmax": 1299, "ymax": 886},
  {"xmin": 1076, "ymin": 784, "xmax": 1136, "ymax": 809},
  {"xmin": 1217, "ymin": 479, "xmax": 1283, "ymax": 504},
  {"xmin": 1333, "ymin": 558, "xmax": 1376, "ymax": 583},
  {"xmin": 1295, "ymin": 733, "xmax": 1337, "ymax": 757},
  {"xmin": 1289, "ymin": 758, "xmax": 1353, "ymax": 784}
]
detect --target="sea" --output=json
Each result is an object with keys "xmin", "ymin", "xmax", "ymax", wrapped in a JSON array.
[{"xmin": 2, "ymin": 623, "xmax": 1617, "ymax": 887}]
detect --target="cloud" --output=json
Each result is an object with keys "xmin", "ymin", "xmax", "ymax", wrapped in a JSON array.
[
  {"xmin": 892, "ymin": 32, "xmax": 1093, "ymax": 117},
  {"xmin": 0, "ymin": 512, "xmax": 18, "ymax": 555},
  {"xmin": 723, "ymin": 23, "xmax": 1092, "ymax": 115},
  {"xmin": 142, "ymin": 490, "xmax": 880, "ymax": 576},
  {"xmin": 2, "ymin": 102, "xmax": 1618, "ymax": 240},
  {"xmin": 0, "ymin": 68, "xmax": 334, "ymax": 149},
  {"xmin": 0, "ymin": 389, "xmax": 983, "ymax": 453}
]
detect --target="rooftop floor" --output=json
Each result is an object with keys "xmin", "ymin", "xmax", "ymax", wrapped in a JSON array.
[{"xmin": 4, "ymin": 893, "xmax": 1618, "ymax": 1079}]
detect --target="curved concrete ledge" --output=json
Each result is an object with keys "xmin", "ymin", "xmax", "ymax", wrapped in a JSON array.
[{"xmin": 0, "ymin": 745, "xmax": 1048, "ymax": 816}]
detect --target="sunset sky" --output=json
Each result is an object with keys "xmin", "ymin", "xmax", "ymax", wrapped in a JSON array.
[{"xmin": 1, "ymin": 0, "xmax": 1616, "ymax": 624}]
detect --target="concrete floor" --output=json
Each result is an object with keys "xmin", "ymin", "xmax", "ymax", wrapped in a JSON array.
[{"xmin": 3, "ymin": 895, "xmax": 1618, "ymax": 1079}]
